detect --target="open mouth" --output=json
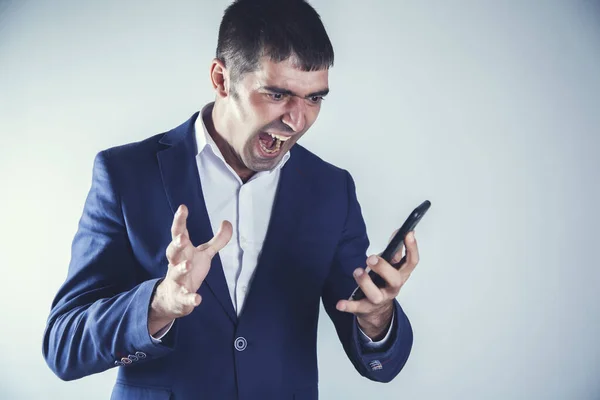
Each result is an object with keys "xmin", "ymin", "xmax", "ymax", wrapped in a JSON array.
[{"xmin": 257, "ymin": 132, "xmax": 291, "ymax": 155}]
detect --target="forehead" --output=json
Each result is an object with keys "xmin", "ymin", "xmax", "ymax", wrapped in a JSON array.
[{"xmin": 249, "ymin": 57, "xmax": 329, "ymax": 94}]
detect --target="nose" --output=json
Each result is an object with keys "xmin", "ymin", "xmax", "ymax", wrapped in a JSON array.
[{"xmin": 281, "ymin": 97, "xmax": 306, "ymax": 133}]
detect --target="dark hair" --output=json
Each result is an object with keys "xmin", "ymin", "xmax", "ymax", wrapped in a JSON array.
[{"xmin": 216, "ymin": 0, "xmax": 334, "ymax": 83}]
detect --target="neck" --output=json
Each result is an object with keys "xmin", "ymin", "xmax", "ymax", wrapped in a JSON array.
[{"xmin": 207, "ymin": 103, "xmax": 256, "ymax": 183}]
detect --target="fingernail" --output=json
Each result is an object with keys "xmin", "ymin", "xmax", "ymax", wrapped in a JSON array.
[
  {"xmin": 407, "ymin": 232, "xmax": 414, "ymax": 242},
  {"xmin": 337, "ymin": 303, "xmax": 346, "ymax": 311},
  {"xmin": 367, "ymin": 255, "xmax": 378, "ymax": 265},
  {"xmin": 354, "ymin": 268, "xmax": 364, "ymax": 278}
]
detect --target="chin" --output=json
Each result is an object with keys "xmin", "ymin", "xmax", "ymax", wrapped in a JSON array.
[
  {"xmin": 244, "ymin": 145, "xmax": 286, "ymax": 172},
  {"xmin": 247, "ymin": 159, "xmax": 280, "ymax": 172}
]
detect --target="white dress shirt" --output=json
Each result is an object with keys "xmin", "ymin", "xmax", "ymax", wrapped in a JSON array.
[{"xmin": 153, "ymin": 103, "xmax": 393, "ymax": 348}]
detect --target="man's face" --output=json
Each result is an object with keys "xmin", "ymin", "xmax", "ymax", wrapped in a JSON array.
[{"xmin": 220, "ymin": 57, "xmax": 329, "ymax": 172}]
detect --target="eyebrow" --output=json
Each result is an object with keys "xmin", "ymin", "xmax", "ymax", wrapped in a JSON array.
[{"xmin": 262, "ymin": 86, "xmax": 330, "ymax": 98}]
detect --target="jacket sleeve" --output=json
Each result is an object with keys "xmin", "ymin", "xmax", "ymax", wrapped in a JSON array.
[
  {"xmin": 42, "ymin": 151, "xmax": 176, "ymax": 381},
  {"xmin": 321, "ymin": 170, "xmax": 413, "ymax": 383}
]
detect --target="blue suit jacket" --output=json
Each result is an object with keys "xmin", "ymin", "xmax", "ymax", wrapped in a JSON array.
[{"xmin": 43, "ymin": 113, "xmax": 413, "ymax": 399}]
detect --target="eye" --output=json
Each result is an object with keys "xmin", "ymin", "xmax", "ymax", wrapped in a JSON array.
[
  {"xmin": 267, "ymin": 93, "xmax": 285, "ymax": 101},
  {"xmin": 308, "ymin": 96, "xmax": 324, "ymax": 104}
]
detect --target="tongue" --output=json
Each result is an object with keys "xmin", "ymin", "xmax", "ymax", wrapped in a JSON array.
[{"xmin": 258, "ymin": 132, "xmax": 277, "ymax": 149}]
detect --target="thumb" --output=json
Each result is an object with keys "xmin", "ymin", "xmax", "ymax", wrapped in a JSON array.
[{"xmin": 198, "ymin": 220, "xmax": 233, "ymax": 258}]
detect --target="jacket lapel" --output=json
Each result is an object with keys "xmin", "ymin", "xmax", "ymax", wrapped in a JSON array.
[
  {"xmin": 260, "ymin": 149, "xmax": 308, "ymax": 256},
  {"xmin": 157, "ymin": 113, "xmax": 237, "ymax": 324},
  {"xmin": 238, "ymin": 149, "xmax": 309, "ymax": 317}
]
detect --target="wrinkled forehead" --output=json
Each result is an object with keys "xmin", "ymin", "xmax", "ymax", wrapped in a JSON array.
[{"xmin": 251, "ymin": 56, "xmax": 329, "ymax": 95}]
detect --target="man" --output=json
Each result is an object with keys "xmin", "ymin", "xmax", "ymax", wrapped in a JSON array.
[{"xmin": 43, "ymin": 0, "xmax": 420, "ymax": 398}]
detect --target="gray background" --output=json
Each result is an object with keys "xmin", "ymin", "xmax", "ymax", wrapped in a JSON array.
[{"xmin": 1, "ymin": 0, "xmax": 599, "ymax": 399}]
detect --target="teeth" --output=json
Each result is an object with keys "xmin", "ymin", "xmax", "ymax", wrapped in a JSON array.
[
  {"xmin": 259, "ymin": 136, "xmax": 282, "ymax": 154},
  {"xmin": 268, "ymin": 132, "xmax": 291, "ymax": 142}
]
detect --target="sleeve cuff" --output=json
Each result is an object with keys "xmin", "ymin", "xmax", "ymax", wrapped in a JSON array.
[
  {"xmin": 357, "ymin": 308, "xmax": 395, "ymax": 350},
  {"xmin": 150, "ymin": 320, "xmax": 175, "ymax": 343},
  {"xmin": 131, "ymin": 278, "xmax": 177, "ymax": 357}
]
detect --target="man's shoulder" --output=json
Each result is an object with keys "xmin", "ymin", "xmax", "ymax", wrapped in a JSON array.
[
  {"xmin": 101, "ymin": 131, "xmax": 165, "ymax": 161},
  {"xmin": 98, "ymin": 113, "xmax": 197, "ymax": 165},
  {"xmin": 291, "ymin": 144, "xmax": 348, "ymax": 179}
]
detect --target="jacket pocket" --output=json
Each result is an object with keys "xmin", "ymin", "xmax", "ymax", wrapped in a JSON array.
[{"xmin": 110, "ymin": 382, "xmax": 172, "ymax": 400}]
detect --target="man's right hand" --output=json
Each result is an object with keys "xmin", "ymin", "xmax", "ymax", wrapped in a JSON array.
[{"xmin": 148, "ymin": 204, "xmax": 232, "ymax": 336}]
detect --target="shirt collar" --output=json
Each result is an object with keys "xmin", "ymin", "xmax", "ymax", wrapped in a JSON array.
[{"xmin": 194, "ymin": 102, "xmax": 291, "ymax": 173}]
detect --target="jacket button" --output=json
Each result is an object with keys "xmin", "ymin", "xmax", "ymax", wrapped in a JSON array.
[{"xmin": 234, "ymin": 337, "xmax": 247, "ymax": 351}]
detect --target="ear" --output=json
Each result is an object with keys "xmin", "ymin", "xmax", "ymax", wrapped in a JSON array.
[{"xmin": 210, "ymin": 58, "xmax": 229, "ymax": 98}]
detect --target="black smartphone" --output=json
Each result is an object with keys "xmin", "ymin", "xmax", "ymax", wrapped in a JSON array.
[{"xmin": 349, "ymin": 200, "xmax": 431, "ymax": 301}]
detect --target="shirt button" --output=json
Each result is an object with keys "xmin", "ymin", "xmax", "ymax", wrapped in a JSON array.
[
  {"xmin": 240, "ymin": 236, "xmax": 247, "ymax": 245},
  {"xmin": 234, "ymin": 337, "xmax": 247, "ymax": 352},
  {"xmin": 240, "ymin": 285, "xmax": 247, "ymax": 293}
]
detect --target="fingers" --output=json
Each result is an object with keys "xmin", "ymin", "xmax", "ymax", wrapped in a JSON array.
[
  {"xmin": 367, "ymin": 255, "xmax": 405, "ymax": 291},
  {"xmin": 335, "ymin": 258, "xmax": 392, "ymax": 315},
  {"xmin": 402, "ymin": 231, "xmax": 420, "ymax": 275},
  {"xmin": 337, "ymin": 232, "xmax": 421, "ymax": 316},
  {"xmin": 163, "ymin": 218, "xmax": 232, "ymax": 317},
  {"xmin": 167, "ymin": 260, "xmax": 190, "ymax": 284},
  {"xmin": 171, "ymin": 205, "xmax": 190, "ymax": 241},
  {"xmin": 175, "ymin": 285, "xmax": 202, "ymax": 308},
  {"xmin": 197, "ymin": 220, "xmax": 233, "ymax": 258},
  {"xmin": 388, "ymin": 231, "xmax": 419, "ymax": 270},
  {"xmin": 337, "ymin": 295, "xmax": 391, "ymax": 315},
  {"xmin": 167, "ymin": 205, "xmax": 192, "ymax": 265},
  {"xmin": 353, "ymin": 266, "xmax": 386, "ymax": 304},
  {"xmin": 151, "ymin": 277, "xmax": 202, "ymax": 324},
  {"xmin": 183, "ymin": 293, "xmax": 201, "ymax": 307},
  {"xmin": 162, "ymin": 262, "xmax": 202, "ymax": 316},
  {"xmin": 392, "ymin": 254, "xmax": 407, "ymax": 269},
  {"xmin": 336, "ymin": 298, "xmax": 373, "ymax": 314},
  {"xmin": 166, "ymin": 232, "xmax": 192, "ymax": 266}
]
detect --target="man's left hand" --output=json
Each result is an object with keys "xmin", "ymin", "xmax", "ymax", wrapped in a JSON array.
[{"xmin": 336, "ymin": 231, "xmax": 420, "ymax": 340}]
